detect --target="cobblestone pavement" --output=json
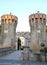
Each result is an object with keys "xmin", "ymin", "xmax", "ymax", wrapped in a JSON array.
[{"xmin": 0, "ymin": 51, "xmax": 47, "ymax": 65}]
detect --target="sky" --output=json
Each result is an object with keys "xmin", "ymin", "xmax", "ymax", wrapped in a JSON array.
[{"xmin": 0, "ymin": 0, "xmax": 47, "ymax": 32}]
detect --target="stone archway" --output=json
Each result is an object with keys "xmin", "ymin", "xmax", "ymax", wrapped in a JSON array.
[
  {"xmin": 17, "ymin": 37, "xmax": 25, "ymax": 50},
  {"xmin": 17, "ymin": 38, "xmax": 21, "ymax": 50}
]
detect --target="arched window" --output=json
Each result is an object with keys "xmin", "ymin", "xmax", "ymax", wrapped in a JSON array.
[
  {"xmin": 12, "ymin": 19, "xmax": 14, "ymax": 22},
  {"xmin": 40, "ymin": 18, "xmax": 42, "ymax": 22},
  {"xmin": 35, "ymin": 18, "xmax": 38, "ymax": 29},
  {"xmin": 8, "ymin": 19, "xmax": 11, "ymax": 21},
  {"xmin": 35, "ymin": 18, "xmax": 38, "ymax": 22},
  {"xmin": 43, "ymin": 18, "xmax": 46, "ymax": 25}
]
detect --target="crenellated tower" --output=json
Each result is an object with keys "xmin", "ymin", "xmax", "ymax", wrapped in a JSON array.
[
  {"xmin": 1, "ymin": 13, "xmax": 18, "ymax": 48},
  {"xmin": 29, "ymin": 11, "xmax": 46, "ymax": 51}
]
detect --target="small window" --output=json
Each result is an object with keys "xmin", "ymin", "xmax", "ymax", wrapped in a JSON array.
[
  {"xmin": 40, "ymin": 18, "xmax": 42, "ymax": 21},
  {"xmin": 43, "ymin": 18, "xmax": 46, "ymax": 25},
  {"xmin": 35, "ymin": 18, "xmax": 38, "ymax": 23},
  {"xmin": 32, "ymin": 18, "xmax": 34, "ymax": 22},
  {"xmin": 35, "ymin": 18, "xmax": 38, "ymax": 20},
  {"xmin": 4, "ymin": 30, "xmax": 8, "ymax": 33},
  {"xmin": 43, "ymin": 18, "xmax": 46, "ymax": 22},
  {"xmin": 12, "ymin": 19, "xmax": 14, "ymax": 22},
  {"xmin": 8, "ymin": 19, "xmax": 11, "ymax": 21}
]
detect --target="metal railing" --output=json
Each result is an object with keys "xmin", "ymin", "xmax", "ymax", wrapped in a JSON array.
[{"xmin": 0, "ymin": 47, "xmax": 13, "ymax": 57}]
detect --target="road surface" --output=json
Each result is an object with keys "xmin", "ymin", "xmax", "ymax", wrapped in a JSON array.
[{"xmin": 0, "ymin": 51, "xmax": 47, "ymax": 65}]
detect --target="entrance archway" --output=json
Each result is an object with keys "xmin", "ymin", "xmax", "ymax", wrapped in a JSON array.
[
  {"xmin": 17, "ymin": 38, "xmax": 21, "ymax": 50},
  {"xmin": 17, "ymin": 37, "xmax": 25, "ymax": 50}
]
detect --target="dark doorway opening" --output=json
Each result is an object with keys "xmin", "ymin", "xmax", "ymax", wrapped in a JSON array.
[{"xmin": 17, "ymin": 38, "xmax": 21, "ymax": 50}]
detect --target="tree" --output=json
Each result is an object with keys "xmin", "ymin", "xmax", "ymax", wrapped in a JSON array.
[{"xmin": 41, "ymin": 43, "xmax": 45, "ymax": 47}]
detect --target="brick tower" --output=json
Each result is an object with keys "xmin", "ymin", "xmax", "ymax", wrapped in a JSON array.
[
  {"xmin": 1, "ymin": 13, "xmax": 18, "ymax": 48},
  {"xmin": 29, "ymin": 11, "xmax": 46, "ymax": 51}
]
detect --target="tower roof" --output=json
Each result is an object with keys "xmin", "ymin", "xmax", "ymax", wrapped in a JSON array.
[
  {"xmin": 1, "ymin": 13, "xmax": 18, "ymax": 21},
  {"xmin": 29, "ymin": 11, "xmax": 46, "ymax": 20}
]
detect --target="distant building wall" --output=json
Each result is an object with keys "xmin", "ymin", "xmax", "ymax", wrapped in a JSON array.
[{"xmin": 16, "ymin": 32, "xmax": 31, "ymax": 50}]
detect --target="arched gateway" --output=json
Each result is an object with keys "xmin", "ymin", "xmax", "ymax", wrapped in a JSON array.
[{"xmin": 17, "ymin": 37, "xmax": 25, "ymax": 50}]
